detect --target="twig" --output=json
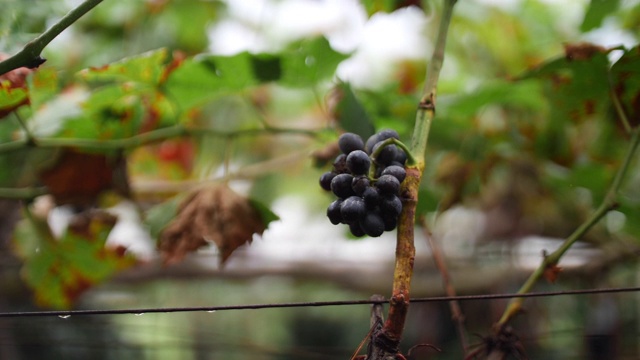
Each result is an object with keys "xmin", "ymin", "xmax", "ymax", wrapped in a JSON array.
[
  {"xmin": 496, "ymin": 127, "xmax": 640, "ymax": 328},
  {"xmin": 419, "ymin": 216, "xmax": 469, "ymax": 355},
  {"xmin": 0, "ymin": 124, "xmax": 324, "ymax": 154},
  {"xmin": 0, "ymin": 0, "xmax": 104, "ymax": 76}
]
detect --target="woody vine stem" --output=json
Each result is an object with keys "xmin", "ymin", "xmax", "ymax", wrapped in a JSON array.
[{"xmin": 369, "ymin": 0, "xmax": 458, "ymax": 357}]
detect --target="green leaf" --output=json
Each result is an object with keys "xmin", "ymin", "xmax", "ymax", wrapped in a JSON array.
[
  {"xmin": 164, "ymin": 52, "xmax": 258, "ymax": 111},
  {"xmin": 611, "ymin": 45, "xmax": 640, "ymax": 127},
  {"xmin": 581, "ymin": 0, "xmax": 620, "ymax": 32},
  {"xmin": 279, "ymin": 37, "xmax": 348, "ymax": 87},
  {"xmin": 334, "ymin": 82, "xmax": 376, "ymax": 140},
  {"xmin": 28, "ymin": 68, "xmax": 59, "ymax": 111},
  {"xmin": 249, "ymin": 198, "xmax": 280, "ymax": 225},
  {"xmin": 78, "ymin": 48, "xmax": 169, "ymax": 85}
]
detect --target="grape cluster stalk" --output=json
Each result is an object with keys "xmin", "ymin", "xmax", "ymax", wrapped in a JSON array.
[{"xmin": 319, "ymin": 130, "xmax": 407, "ymax": 237}]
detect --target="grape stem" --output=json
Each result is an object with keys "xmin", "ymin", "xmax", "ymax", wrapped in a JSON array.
[{"xmin": 368, "ymin": 138, "xmax": 417, "ymax": 179}]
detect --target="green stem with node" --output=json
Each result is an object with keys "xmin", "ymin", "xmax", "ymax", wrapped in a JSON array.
[
  {"xmin": 370, "ymin": 0, "xmax": 458, "ymax": 358},
  {"xmin": 496, "ymin": 126, "xmax": 640, "ymax": 329},
  {"xmin": 368, "ymin": 138, "xmax": 417, "ymax": 180},
  {"xmin": 0, "ymin": 0, "xmax": 104, "ymax": 75}
]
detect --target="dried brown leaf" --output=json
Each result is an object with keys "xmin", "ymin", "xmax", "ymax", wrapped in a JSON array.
[{"xmin": 159, "ymin": 184, "xmax": 268, "ymax": 265}]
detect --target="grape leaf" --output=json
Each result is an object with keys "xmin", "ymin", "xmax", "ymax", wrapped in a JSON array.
[
  {"xmin": 38, "ymin": 149, "xmax": 129, "ymax": 206},
  {"xmin": 13, "ymin": 211, "xmax": 136, "ymax": 309},
  {"xmin": 611, "ymin": 45, "xmax": 640, "ymax": 129},
  {"xmin": 158, "ymin": 184, "xmax": 278, "ymax": 265},
  {"xmin": 580, "ymin": 0, "xmax": 620, "ymax": 32},
  {"xmin": 279, "ymin": 37, "xmax": 348, "ymax": 87},
  {"xmin": 332, "ymin": 82, "xmax": 376, "ymax": 140},
  {"xmin": 78, "ymin": 48, "xmax": 169, "ymax": 85}
]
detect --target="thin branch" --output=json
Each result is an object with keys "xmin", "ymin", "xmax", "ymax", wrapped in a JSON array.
[
  {"xmin": 0, "ymin": 0, "xmax": 104, "ymax": 75},
  {"xmin": 0, "ymin": 187, "xmax": 47, "ymax": 200},
  {"xmin": 496, "ymin": 127, "xmax": 640, "ymax": 328},
  {"xmin": 0, "ymin": 124, "xmax": 324, "ymax": 154},
  {"xmin": 420, "ymin": 216, "xmax": 469, "ymax": 355}
]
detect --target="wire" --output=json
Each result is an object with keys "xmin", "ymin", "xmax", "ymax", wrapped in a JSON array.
[{"xmin": 1, "ymin": 286, "xmax": 639, "ymax": 318}]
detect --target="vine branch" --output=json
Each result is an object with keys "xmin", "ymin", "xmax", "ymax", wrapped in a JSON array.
[
  {"xmin": 496, "ymin": 126, "xmax": 640, "ymax": 329},
  {"xmin": 0, "ymin": 0, "xmax": 104, "ymax": 76},
  {"xmin": 368, "ymin": 1, "xmax": 458, "ymax": 358}
]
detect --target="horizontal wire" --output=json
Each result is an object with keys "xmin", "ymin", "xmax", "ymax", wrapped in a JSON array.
[{"xmin": 1, "ymin": 286, "xmax": 639, "ymax": 318}]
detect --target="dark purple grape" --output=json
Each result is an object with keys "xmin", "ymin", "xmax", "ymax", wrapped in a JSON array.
[
  {"xmin": 376, "ymin": 174, "xmax": 400, "ymax": 195},
  {"xmin": 338, "ymin": 133, "xmax": 365, "ymax": 154},
  {"xmin": 382, "ymin": 213, "xmax": 398, "ymax": 231},
  {"xmin": 365, "ymin": 133, "xmax": 379, "ymax": 154},
  {"xmin": 377, "ymin": 129, "xmax": 400, "ymax": 142},
  {"xmin": 372, "ymin": 142, "xmax": 399, "ymax": 166},
  {"xmin": 394, "ymin": 149, "xmax": 407, "ymax": 165},
  {"xmin": 346, "ymin": 150, "xmax": 371, "ymax": 175},
  {"xmin": 381, "ymin": 165, "xmax": 406, "ymax": 183},
  {"xmin": 362, "ymin": 186, "xmax": 380, "ymax": 208},
  {"xmin": 360, "ymin": 212, "xmax": 385, "ymax": 237},
  {"xmin": 351, "ymin": 175, "xmax": 370, "ymax": 196},
  {"xmin": 349, "ymin": 222, "xmax": 366, "ymax": 237},
  {"xmin": 333, "ymin": 154, "xmax": 348, "ymax": 173},
  {"xmin": 327, "ymin": 199, "xmax": 343, "ymax": 225},
  {"xmin": 340, "ymin": 196, "xmax": 366, "ymax": 223},
  {"xmin": 379, "ymin": 194, "xmax": 402, "ymax": 217},
  {"xmin": 331, "ymin": 173, "xmax": 354, "ymax": 198},
  {"xmin": 319, "ymin": 171, "xmax": 336, "ymax": 191}
]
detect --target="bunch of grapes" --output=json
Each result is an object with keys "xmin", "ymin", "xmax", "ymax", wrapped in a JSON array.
[{"xmin": 319, "ymin": 130, "xmax": 407, "ymax": 237}]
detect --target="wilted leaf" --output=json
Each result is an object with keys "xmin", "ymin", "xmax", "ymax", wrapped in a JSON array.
[
  {"xmin": 14, "ymin": 210, "xmax": 136, "ymax": 309},
  {"xmin": 159, "ymin": 184, "xmax": 278, "ymax": 265},
  {"xmin": 38, "ymin": 149, "xmax": 129, "ymax": 206}
]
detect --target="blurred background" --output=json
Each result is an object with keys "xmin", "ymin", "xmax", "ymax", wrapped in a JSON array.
[{"xmin": 1, "ymin": 0, "xmax": 640, "ymax": 358}]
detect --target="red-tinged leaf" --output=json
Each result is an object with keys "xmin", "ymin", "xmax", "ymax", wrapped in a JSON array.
[
  {"xmin": 14, "ymin": 210, "xmax": 136, "ymax": 309},
  {"xmin": 0, "ymin": 53, "xmax": 34, "ymax": 118},
  {"xmin": 38, "ymin": 149, "xmax": 129, "ymax": 206},
  {"xmin": 77, "ymin": 48, "xmax": 168, "ymax": 85},
  {"xmin": 158, "ymin": 184, "xmax": 278, "ymax": 265}
]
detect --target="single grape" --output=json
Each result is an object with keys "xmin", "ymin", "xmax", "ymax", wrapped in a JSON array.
[
  {"xmin": 360, "ymin": 212, "xmax": 385, "ymax": 237},
  {"xmin": 365, "ymin": 133, "xmax": 380, "ymax": 154},
  {"xmin": 351, "ymin": 175, "xmax": 370, "ymax": 196},
  {"xmin": 326, "ymin": 199, "xmax": 343, "ymax": 225},
  {"xmin": 362, "ymin": 186, "xmax": 380, "ymax": 209},
  {"xmin": 319, "ymin": 171, "xmax": 336, "ymax": 191},
  {"xmin": 377, "ymin": 129, "xmax": 400, "ymax": 142},
  {"xmin": 340, "ymin": 196, "xmax": 366, "ymax": 223},
  {"xmin": 338, "ymin": 133, "xmax": 365, "ymax": 154},
  {"xmin": 394, "ymin": 149, "xmax": 407, "ymax": 165},
  {"xmin": 375, "ymin": 174, "xmax": 400, "ymax": 195},
  {"xmin": 379, "ymin": 194, "xmax": 402, "ymax": 217},
  {"xmin": 372, "ymin": 142, "xmax": 399, "ymax": 166},
  {"xmin": 382, "ymin": 213, "xmax": 398, "ymax": 231},
  {"xmin": 349, "ymin": 222, "xmax": 366, "ymax": 237},
  {"xmin": 331, "ymin": 173, "xmax": 355, "ymax": 198},
  {"xmin": 332, "ymin": 154, "xmax": 348, "ymax": 174},
  {"xmin": 346, "ymin": 150, "xmax": 371, "ymax": 175},
  {"xmin": 382, "ymin": 165, "xmax": 406, "ymax": 183}
]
